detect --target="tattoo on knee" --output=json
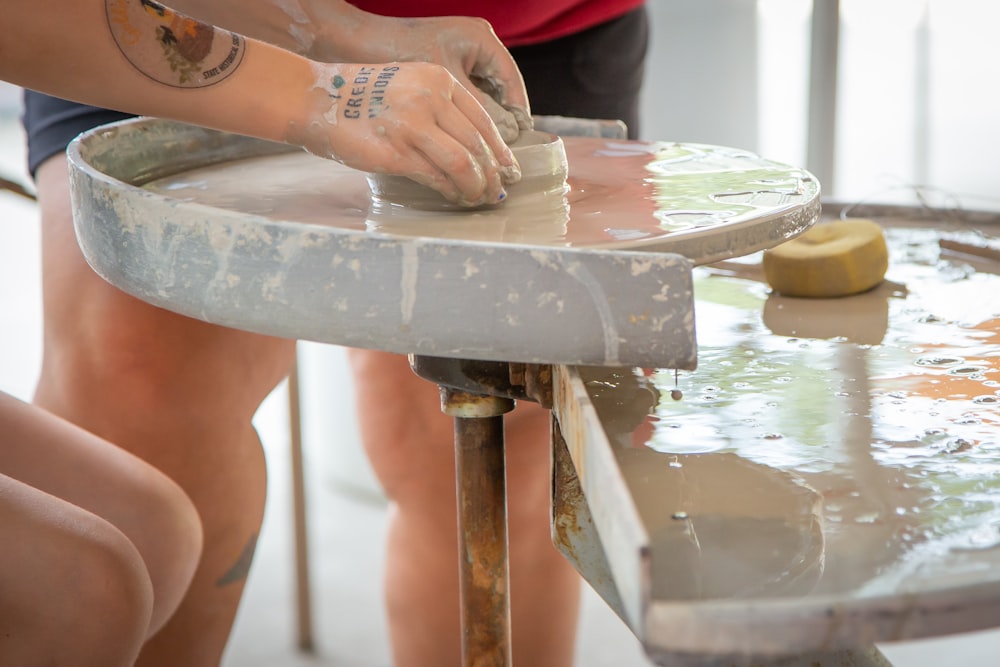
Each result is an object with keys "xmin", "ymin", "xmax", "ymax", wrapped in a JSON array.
[{"xmin": 216, "ymin": 532, "xmax": 258, "ymax": 586}]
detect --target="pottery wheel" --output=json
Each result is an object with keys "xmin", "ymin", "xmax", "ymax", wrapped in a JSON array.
[{"xmin": 68, "ymin": 118, "xmax": 818, "ymax": 368}]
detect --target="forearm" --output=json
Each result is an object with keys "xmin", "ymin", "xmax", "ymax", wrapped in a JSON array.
[
  {"xmin": 156, "ymin": 0, "xmax": 531, "ymax": 133},
  {"xmin": 159, "ymin": 0, "xmax": 379, "ymax": 61},
  {"xmin": 158, "ymin": 0, "xmax": 462, "ymax": 66},
  {"xmin": 1, "ymin": 0, "xmax": 315, "ymax": 146},
  {"xmin": 1, "ymin": 0, "xmax": 518, "ymax": 206}
]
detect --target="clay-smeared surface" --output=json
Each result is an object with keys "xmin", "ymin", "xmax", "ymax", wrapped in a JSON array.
[
  {"xmin": 69, "ymin": 120, "xmax": 719, "ymax": 367},
  {"xmin": 145, "ymin": 138, "xmax": 819, "ymax": 261}
]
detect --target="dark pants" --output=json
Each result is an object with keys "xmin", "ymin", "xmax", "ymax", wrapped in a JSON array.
[{"xmin": 511, "ymin": 6, "xmax": 648, "ymax": 140}]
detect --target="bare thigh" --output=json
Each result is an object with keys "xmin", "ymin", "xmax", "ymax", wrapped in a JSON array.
[{"xmin": 33, "ymin": 155, "xmax": 296, "ymax": 438}]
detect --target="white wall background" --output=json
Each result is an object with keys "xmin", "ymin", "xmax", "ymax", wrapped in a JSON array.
[
  {"xmin": 643, "ymin": 0, "xmax": 999, "ymax": 211},
  {"xmin": 640, "ymin": 0, "xmax": 759, "ymax": 149}
]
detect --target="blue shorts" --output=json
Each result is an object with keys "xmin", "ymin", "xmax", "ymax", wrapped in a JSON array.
[
  {"xmin": 21, "ymin": 6, "xmax": 647, "ymax": 177},
  {"xmin": 21, "ymin": 94, "xmax": 133, "ymax": 177}
]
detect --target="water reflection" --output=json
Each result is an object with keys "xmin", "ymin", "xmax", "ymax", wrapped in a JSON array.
[
  {"xmin": 582, "ymin": 366, "xmax": 826, "ymax": 600},
  {"xmin": 624, "ymin": 449, "xmax": 825, "ymax": 601},
  {"xmin": 583, "ymin": 223, "xmax": 1000, "ymax": 602}
]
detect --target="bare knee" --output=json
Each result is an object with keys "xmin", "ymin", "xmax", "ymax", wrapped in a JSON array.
[
  {"xmin": 350, "ymin": 350, "xmax": 455, "ymax": 505},
  {"xmin": 127, "ymin": 474, "xmax": 203, "ymax": 637},
  {"xmin": 66, "ymin": 522, "xmax": 155, "ymax": 663},
  {"xmin": 0, "ymin": 494, "xmax": 153, "ymax": 667},
  {"xmin": 351, "ymin": 350, "xmax": 556, "ymax": 508}
]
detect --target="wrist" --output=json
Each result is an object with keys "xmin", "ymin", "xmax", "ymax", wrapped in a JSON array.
[
  {"xmin": 302, "ymin": 1, "xmax": 396, "ymax": 63},
  {"xmin": 201, "ymin": 41, "xmax": 321, "ymax": 150}
]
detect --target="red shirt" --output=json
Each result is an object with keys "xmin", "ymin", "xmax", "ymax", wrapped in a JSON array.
[{"xmin": 349, "ymin": 0, "xmax": 645, "ymax": 46}]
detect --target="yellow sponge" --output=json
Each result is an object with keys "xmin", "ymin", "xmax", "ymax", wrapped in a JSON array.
[{"xmin": 762, "ymin": 218, "xmax": 888, "ymax": 298}]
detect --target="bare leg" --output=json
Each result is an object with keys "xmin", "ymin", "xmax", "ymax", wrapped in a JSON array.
[
  {"xmin": 0, "ymin": 472, "xmax": 152, "ymax": 667},
  {"xmin": 0, "ymin": 391, "xmax": 201, "ymax": 638},
  {"xmin": 349, "ymin": 350, "xmax": 581, "ymax": 667},
  {"xmin": 33, "ymin": 156, "xmax": 296, "ymax": 666}
]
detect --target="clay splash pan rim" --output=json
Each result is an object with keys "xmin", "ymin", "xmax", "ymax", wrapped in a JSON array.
[{"xmin": 365, "ymin": 129, "xmax": 568, "ymax": 212}]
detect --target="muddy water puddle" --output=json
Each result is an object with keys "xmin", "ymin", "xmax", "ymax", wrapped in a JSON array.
[{"xmin": 583, "ymin": 221, "xmax": 1000, "ymax": 602}]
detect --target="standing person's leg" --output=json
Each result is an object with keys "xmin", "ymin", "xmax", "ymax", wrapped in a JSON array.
[
  {"xmin": 350, "ymin": 9, "xmax": 649, "ymax": 666},
  {"xmin": 25, "ymin": 95, "xmax": 297, "ymax": 666}
]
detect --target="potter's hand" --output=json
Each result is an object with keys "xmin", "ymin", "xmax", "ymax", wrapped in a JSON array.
[
  {"xmin": 300, "ymin": 6, "xmax": 532, "ymax": 143},
  {"xmin": 293, "ymin": 62, "xmax": 520, "ymax": 207},
  {"xmin": 361, "ymin": 16, "xmax": 532, "ymax": 144},
  {"xmin": 157, "ymin": 1, "xmax": 531, "ymax": 142}
]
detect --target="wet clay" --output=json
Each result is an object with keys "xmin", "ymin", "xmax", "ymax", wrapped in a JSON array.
[
  {"xmin": 144, "ymin": 137, "xmax": 818, "ymax": 257},
  {"xmin": 583, "ymin": 216, "xmax": 1000, "ymax": 603},
  {"xmin": 365, "ymin": 130, "xmax": 568, "ymax": 212}
]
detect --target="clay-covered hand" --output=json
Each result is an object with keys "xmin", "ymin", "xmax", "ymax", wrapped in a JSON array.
[
  {"xmin": 159, "ymin": 1, "xmax": 532, "ymax": 142},
  {"xmin": 366, "ymin": 16, "xmax": 532, "ymax": 144},
  {"xmin": 290, "ymin": 61, "xmax": 521, "ymax": 207},
  {"xmin": 303, "ymin": 7, "xmax": 532, "ymax": 144}
]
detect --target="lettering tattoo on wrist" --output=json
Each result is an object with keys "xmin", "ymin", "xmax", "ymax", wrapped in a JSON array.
[
  {"xmin": 107, "ymin": 0, "xmax": 245, "ymax": 87},
  {"xmin": 328, "ymin": 65, "xmax": 399, "ymax": 120}
]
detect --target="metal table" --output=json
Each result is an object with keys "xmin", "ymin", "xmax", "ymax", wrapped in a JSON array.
[{"xmin": 550, "ymin": 204, "xmax": 1000, "ymax": 667}]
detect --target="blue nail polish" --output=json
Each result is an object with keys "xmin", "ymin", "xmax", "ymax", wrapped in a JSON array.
[{"xmin": 498, "ymin": 191, "xmax": 507, "ymax": 202}]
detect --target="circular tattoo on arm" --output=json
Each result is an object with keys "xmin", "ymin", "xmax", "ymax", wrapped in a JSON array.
[{"xmin": 106, "ymin": 0, "xmax": 245, "ymax": 87}]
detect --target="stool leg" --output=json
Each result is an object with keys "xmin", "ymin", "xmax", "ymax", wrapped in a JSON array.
[{"xmin": 287, "ymin": 352, "xmax": 315, "ymax": 652}]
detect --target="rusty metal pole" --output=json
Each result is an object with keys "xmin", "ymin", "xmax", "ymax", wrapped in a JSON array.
[{"xmin": 441, "ymin": 388, "xmax": 516, "ymax": 667}]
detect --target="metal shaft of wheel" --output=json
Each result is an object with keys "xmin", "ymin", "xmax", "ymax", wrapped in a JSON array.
[{"xmin": 445, "ymin": 388, "xmax": 516, "ymax": 667}]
